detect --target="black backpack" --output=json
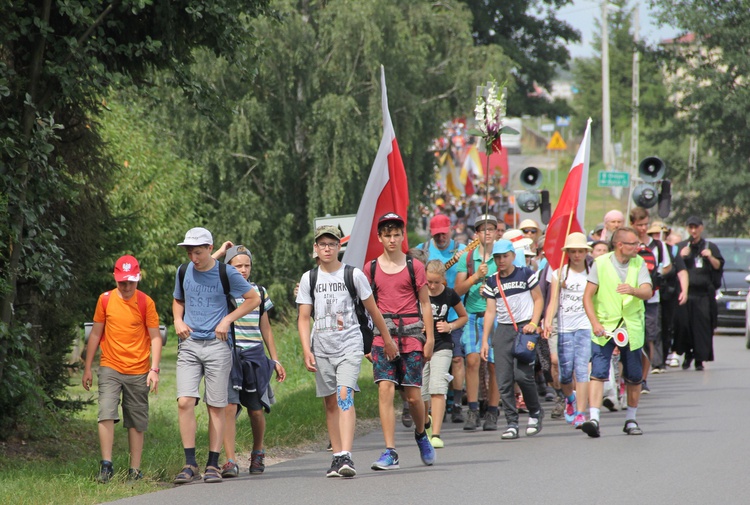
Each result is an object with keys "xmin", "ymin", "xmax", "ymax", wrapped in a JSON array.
[
  {"xmin": 308, "ymin": 265, "xmax": 375, "ymax": 354},
  {"xmin": 178, "ymin": 262, "xmax": 236, "ymax": 339},
  {"xmin": 369, "ymin": 256, "xmax": 421, "ymax": 319}
]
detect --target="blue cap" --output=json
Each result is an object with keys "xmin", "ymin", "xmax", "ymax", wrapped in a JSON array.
[{"xmin": 492, "ymin": 239, "xmax": 515, "ymax": 256}]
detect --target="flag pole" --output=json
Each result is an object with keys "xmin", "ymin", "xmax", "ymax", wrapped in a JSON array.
[{"xmin": 554, "ymin": 207, "xmax": 577, "ymax": 327}]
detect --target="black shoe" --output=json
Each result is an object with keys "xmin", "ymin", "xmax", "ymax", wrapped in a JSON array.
[
  {"xmin": 326, "ymin": 455, "xmax": 342, "ymax": 477},
  {"xmin": 127, "ymin": 468, "xmax": 143, "ymax": 481},
  {"xmin": 451, "ymin": 405, "xmax": 465, "ymax": 423},
  {"xmin": 581, "ymin": 419, "xmax": 600, "ymax": 438},
  {"xmin": 695, "ymin": 361, "xmax": 704, "ymax": 371},
  {"xmin": 97, "ymin": 460, "xmax": 114, "ymax": 483},
  {"xmin": 623, "ymin": 419, "xmax": 643, "ymax": 435},
  {"xmin": 337, "ymin": 454, "xmax": 356, "ymax": 478},
  {"xmin": 682, "ymin": 353, "xmax": 693, "ymax": 370}
]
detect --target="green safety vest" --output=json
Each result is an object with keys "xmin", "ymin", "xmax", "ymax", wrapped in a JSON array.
[{"xmin": 592, "ymin": 252, "xmax": 646, "ymax": 350}]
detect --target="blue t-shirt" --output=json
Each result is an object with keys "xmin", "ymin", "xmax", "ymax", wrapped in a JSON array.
[
  {"xmin": 173, "ymin": 261, "xmax": 251, "ymax": 340},
  {"xmin": 416, "ymin": 239, "xmax": 466, "ymax": 321}
]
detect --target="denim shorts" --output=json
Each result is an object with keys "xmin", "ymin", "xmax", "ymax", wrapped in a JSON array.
[
  {"xmin": 461, "ymin": 314, "xmax": 494, "ymax": 363},
  {"xmin": 371, "ymin": 346, "xmax": 424, "ymax": 387},
  {"xmin": 557, "ymin": 329, "xmax": 592, "ymax": 384},
  {"xmin": 590, "ymin": 339, "xmax": 643, "ymax": 385}
]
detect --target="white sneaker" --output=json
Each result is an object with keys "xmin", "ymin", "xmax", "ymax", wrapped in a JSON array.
[{"xmin": 669, "ymin": 357, "xmax": 680, "ymax": 368}]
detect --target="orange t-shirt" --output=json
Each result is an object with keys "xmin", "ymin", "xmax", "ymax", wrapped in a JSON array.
[{"xmin": 93, "ymin": 290, "xmax": 159, "ymax": 375}]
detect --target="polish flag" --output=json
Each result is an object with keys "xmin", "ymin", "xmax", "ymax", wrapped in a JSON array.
[
  {"xmin": 343, "ymin": 66, "xmax": 410, "ymax": 269},
  {"xmin": 544, "ymin": 118, "xmax": 592, "ymax": 271}
]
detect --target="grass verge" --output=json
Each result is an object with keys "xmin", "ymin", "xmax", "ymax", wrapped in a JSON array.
[{"xmin": 0, "ymin": 323, "xmax": 382, "ymax": 505}]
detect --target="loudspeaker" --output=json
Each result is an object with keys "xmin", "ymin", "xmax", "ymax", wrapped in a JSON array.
[
  {"xmin": 517, "ymin": 191, "xmax": 540, "ymax": 212},
  {"xmin": 632, "ymin": 183, "xmax": 659, "ymax": 209},
  {"xmin": 520, "ymin": 166, "xmax": 543, "ymax": 189},
  {"xmin": 638, "ymin": 156, "xmax": 667, "ymax": 183}
]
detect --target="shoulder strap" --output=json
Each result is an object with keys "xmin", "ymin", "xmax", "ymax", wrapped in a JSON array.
[
  {"xmin": 421, "ymin": 241, "xmax": 430, "ymax": 251},
  {"xmin": 653, "ymin": 239, "xmax": 663, "ymax": 265},
  {"xmin": 344, "ymin": 265, "xmax": 358, "ymax": 301},
  {"xmin": 308, "ymin": 267, "xmax": 319, "ymax": 314},
  {"xmin": 495, "ymin": 273, "xmax": 518, "ymax": 331},
  {"xmin": 257, "ymin": 285, "xmax": 267, "ymax": 317},
  {"xmin": 136, "ymin": 290, "xmax": 148, "ymax": 327},
  {"xmin": 101, "ymin": 291, "xmax": 110, "ymax": 314},
  {"xmin": 369, "ymin": 259, "xmax": 378, "ymax": 302},
  {"xmin": 405, "ymin": 255, "xmax": 422, "ymax": 317},
  {"xmin": 178, "ymin": 263, "xmax": 189, "ymax": 300},
  {"xmin": 218, "ymin": 262, "xmax": 230, "ymax": 296},
  {"xmin": 466, "ymin": 247, "xmax": 475, "ymax": 277}
]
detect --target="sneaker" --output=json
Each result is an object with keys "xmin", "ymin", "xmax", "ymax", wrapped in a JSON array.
[
  {"xmin": 545, "ymin": 391, "xmax": 555, "ymax": 402},
  {"xmin": 220, "ymin": 460, "xmax": 239, "ymax": 478},
  {"xmin": 564, "ymin": 393, "xmax": 576, "ymax": 423},
  {"xmin": 337, "ymin": 454, "xmax": 356, "ymax": 478},
  {"xmin": 97, "ymin": 460, "xmax": 114, "ymax": 484},
  {"xmin": 603, "ymin": 396, "xmax": 618, "ymax": 412},
  {"xmin": 401, "ymin": 402, "xmax": 413, "ymax": 428},
  {"xmin": 326, "ymin": 440, "xmax": 332, "ymax": 451},
  {"xmin": 651, "ymin": 367, "xmax": 663, "ymax": 374},
  {"xmin": 641, "ymin": 381, "xmax": 650, "ymax": 395},
  {"xmin": 551, "ymin": 396, "xmax": 565, "ymax": 419},
  {"xmin": 581, "ymin": 419, "xmax": 600, "ymax": 438},
  {"xmin": 482, "ymin": 410, "xmax": 498, "ymax": 431},
  {"xmin": 326, "ymin": 455, "xmax": 342, "ymax": 477},
  {"xmin": 451, "ymin": 405, "xmax": 465, "ymax": 423},
  {"xmin": 416, "ymin": 434, "xmax": 436, "ymax": 466},
  {"xmin": 425, "ymin": 415, "xmax": 433, "ymax": 439},
  {"xmin": 430, "ymin": 436, "xmax": 444, "ymax": 449},
  {"xmin": 249, "ymin": 450, "xmax": 265, "ymax": 474},
  {"xmin": 573, "ymin": 413, "xmax": 586, "ymax": 428},
  {"xmin": 463, "ymin": 409, "xmax": 479, "ymax": 431},
  {"xmin": 371, "ymin": 449, "xmax": 400, "ymax": 470},
  {"xmin": 669, "ymin": 356, "xmax": 680, "ymax": 368},
  {"xmin": 127, "ymin": 468, "xmax": 143, "ymax": 481}
]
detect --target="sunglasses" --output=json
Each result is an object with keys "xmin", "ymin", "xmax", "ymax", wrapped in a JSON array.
[{"xmin": 521, "ymin": 228, "xmax": 538, "ymax": 234}]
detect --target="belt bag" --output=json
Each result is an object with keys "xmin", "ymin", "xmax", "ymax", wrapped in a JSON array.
[{"xmin": 494, "ymin": 273, "xmax": 539, "ymax": 365}]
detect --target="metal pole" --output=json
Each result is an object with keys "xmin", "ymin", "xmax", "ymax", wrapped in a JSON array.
[
  {"xmin": 627, "ymin": 2, "xmax": 640, "ymax": 218},
  {"xmin": 602, "ymin": 1, "xmax": 612, "ymax": 172}
]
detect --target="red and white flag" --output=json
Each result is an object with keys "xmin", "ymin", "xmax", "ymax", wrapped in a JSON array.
[
  {"xmin": 544, "ymin": 118, "xmax": 592, "ymax": 271},
  {"xmin": 343, "ymin": 66, "xmax": 410, "ymax": 269}
]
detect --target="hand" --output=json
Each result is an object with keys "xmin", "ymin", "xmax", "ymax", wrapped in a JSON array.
[
  {"xmin": 435, "ymin": 320, "xmax": 451, "ymax": 333},
  {"xmin": 616, "ymin": 283, "xmax": 634, "ymax": 296},
  {"xmin": 592, "ymin": 323, "xmax": 606, "ymax": 338},
  {"xmin": 364, "ymin": 352, "xmax": 373, "ymax": 363},
  {"xmin": 477, "ymin": 262, "xmax": 489, "ymax": 278},
  {"xmin": 174, "ymin": 320, "xmax": 192, "ymax": 340},
  {"xmin": 147, "ymin": 370, "xmax": 159, "ymax": 393},
  {"xmin": 274, "ymin": 362, "xmax": 286, "ymax": 382},
  {"xmin": 678, "ymin": 291, "xmax": 688, "ymax": 305},
  {"xmin": 700, "ymin": 248, "xmax": 712, "ymax": 258},
  {"xmin": 383, "ymin": 339, "xmax": 399, "ymax": 361},
  {"xmin": 214, "ymin": 318, "xmax": 231, "ymax": 341},
  {"xmin": 480, "ymin": 343, "xmax": 489, "ymax": 362},
  {"xmin": 523, "ymin": 323, "xmax": 537, "ymax": 334},
  {"xmin": 542, "ymin": 324, "xmax": 551, "ymax": 339},
  {"xmin": 680, "ymin": 246, "xmax": 690, "ymax": 257},
  {"xmin": 422, "ymin": 340, "xmax": 434, "ymax": 362},
  {"xmin": 82, "ymin": 370, "xmax": 93, "ymax": 391},
  {"xmin": 218, "ymin": 241, "xmax": 234, "ymax": 255},
  {"xmin": 303, "ymin": 350, "xmax": 317, "ymax": 372}
]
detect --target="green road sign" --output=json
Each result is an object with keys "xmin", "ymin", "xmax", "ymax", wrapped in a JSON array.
[{"xmin": 597, "ymin": 170, "xmax": 630, "ymax": 187}]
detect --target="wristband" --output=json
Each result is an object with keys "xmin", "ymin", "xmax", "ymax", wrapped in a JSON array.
[
  {"xmin": 150, "ymin": 368, "xmax": 160, "ymax": 374},
  {"xmin": 528, "ymin": 322, "xmax": 538, "ymax": 329}
]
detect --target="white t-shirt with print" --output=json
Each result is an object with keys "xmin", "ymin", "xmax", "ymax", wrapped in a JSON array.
[{"xmin": 552, "ymin": 266, "xmax": 591, "ymax": 332}]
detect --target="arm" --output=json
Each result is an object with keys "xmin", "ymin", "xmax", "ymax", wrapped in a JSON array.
[
  {"xmin": 677, "ymin": 270, "xmax": 689, "ymax": 305},
  {"xmin": 583, "ymin": 281, "xmax": 604, "ymax": 337},
  {"xmin": 524, "ymin": 286, "xmax": 543, "ymax": 334},
  {"xmin": 211, "ymin": 240, "xmax": 233, "ymax": 260},
  {"xmin": 82, "ymin": 322, "xmax": 104, "ymax": 391},
  {"xmin": 454, "ymin": 262, "xmax": 489, "ymax": 296},
  {"xmin": 361, "ymin": 295, "xmax": 398, "ymax": 360},
  {"xmin": 215, "ymin": 289, "xmax": 261, "ymax": 340},
  {"xmin": 260, "ymin": 312, "xmax": 286, "ymax": 382},
  {"xmin": 616, "ymin": 282, "xmax": 653, "ymax": 301},
  {"xmin": 297, "ymin": 304, "xmax": 316, "ymax": 372},
  {"xmin": 480, "ymin": 297, "xmax": 496, "ymax": 362},
  {"xmin": 419, "ymin": 285, "xmax": 434, "ymax": 361},
  {"xmin": 543, "ymin": 275, "xmax": 560, "ymax": 338},
  {"xmin": 172, "ymin": 299, "xmax": 192, "ymax": 340},
  {"xmin": 146, "ymin": 327, "xmax": 162, "ymax": 393},
  {"xmin": 449, "ymin": 301, "xmax": 468, "ymax": 331}
]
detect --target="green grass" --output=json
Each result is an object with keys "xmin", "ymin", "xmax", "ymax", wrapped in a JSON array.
[{"xmin": 0, "ymin": 324, "xmax": 382, "ymax": 505}]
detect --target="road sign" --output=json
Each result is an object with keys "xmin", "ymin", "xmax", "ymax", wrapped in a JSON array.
[
  {"xmin": 597, "ymin": 170, "xmax": 630, "ymax": 187},
  {"xmin": 313, "ymin": 214, "xmax": 357, "ymax": 246},
  {"xmin": 541, "ymin": 123, "xmax": 555, "ymax": 133},
  {"xmin": 555, "ymin": 116, "xmax": 571, "ymax": 127},
  {"xmin": 547, "ymin": 131, "xmax": 567, "ymax": 150}
]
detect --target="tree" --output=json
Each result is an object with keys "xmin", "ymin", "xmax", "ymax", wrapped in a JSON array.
[
  {"xmin": 459, "ymin": 0, "xmax": 582, "ymax": 117},
  {"xmin": 0, "ymin": 0, "xmax": 269, "ymax": 433},
  {"xmin": 651, "ymin": 0, "xmax": 750, "ymax": 235}
]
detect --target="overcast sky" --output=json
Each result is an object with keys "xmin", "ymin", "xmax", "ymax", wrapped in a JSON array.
[{"xmin": 557, "ymin": 0, "xmax": 681, "ymax": 59}]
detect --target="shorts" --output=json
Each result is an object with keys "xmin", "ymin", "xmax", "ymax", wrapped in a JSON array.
[
  {"xmin": 461, "ymin": 313, "xmax": 494, "ymax": 363},
  {"xmin": 421, "ymin": 349, "xmax": 454, "ymax": 400},
  {"xmin": 557, "ymin": 329, "xmax": 592, "ymax": 384},
  {"xmin": 451, "ymin": 327, "xmax": 465, "ymax": 358},
  {"xmin": 547, "ymin": 316, "xmax": 559, "ymax": 354},
  {"xmin": 97, "ymin": 366, "xmax": 149, "ymax": 432},
  {"xmin": 176, "ymin": 337, "xmax": 232, "ymax": 407},
  {"xmin": 371, "ymin": 346, "xmax": 424, "ymax": 387},
  {"xmin": 591, "ymin": 339, "xmax": 643, "ymax": 385},
  {"xmin": 314, "ymin": 354, "xmax": 363, "ymax": 397},
  {"xmin": 645, "ymin": 303, "xmax": 661, "ymax": 343}
]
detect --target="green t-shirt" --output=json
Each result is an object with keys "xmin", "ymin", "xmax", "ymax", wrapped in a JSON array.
[{"xmin": 456, "ymin": 247, "xmax": 498, "ymax": 314}]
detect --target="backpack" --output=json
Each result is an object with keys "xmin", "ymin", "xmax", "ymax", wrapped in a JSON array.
[
  {"xmin": 637, "ymin": 241, "xmax": 663, "ymax": 291},
  {"xmin": 308, "ymin": 265, "xmax": 374, "ymax": 354},
  {"xmin": 369, "ymin": 256, "xmax": 421, "ymax": 318},
  {"xmin": 178, "ymin": 262, "xmax": 236, "ymax": 339}
]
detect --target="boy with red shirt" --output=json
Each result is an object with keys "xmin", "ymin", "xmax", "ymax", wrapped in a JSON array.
[{"xmin": 366, "ymin": 213, "xmax": 435, "ymax": 470}]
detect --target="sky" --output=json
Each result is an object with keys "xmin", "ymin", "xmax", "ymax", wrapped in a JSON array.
[{"xmin": 556, "ymin": 1, "xmax": 681, "ymax": 59}]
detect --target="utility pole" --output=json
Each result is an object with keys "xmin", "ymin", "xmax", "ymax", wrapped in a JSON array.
[
  {"xmin": 602, "ymin": 1, "xmax": 613, "ymax": 172},
  {"xmin": 627, "ymin": 3, "xmax": 640, "ymax": 217}
]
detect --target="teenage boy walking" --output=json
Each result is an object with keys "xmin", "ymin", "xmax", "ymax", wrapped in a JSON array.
[
  {"xmin": 366, "ymin": 213, "xmax": 435, "ymax": 470},
  {"xmin": 297, "ymin": 225, "xmax": 390, "ymax": 478},
  {"xmin": 83, "ymin": 255, "xmax": 162, "ymax": 483},
  {"xmin": 172, "ymin": 227, "xmax": 260, "ymax": 484}
]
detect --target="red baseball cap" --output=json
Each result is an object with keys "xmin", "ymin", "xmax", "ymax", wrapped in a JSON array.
[
  {"xmin": 114, "ymin": 255, "xmax": 141, "ymax": 282},
  {"xmin": 429, "ymin": 214, "xmax": 451, "ymax": 236}
]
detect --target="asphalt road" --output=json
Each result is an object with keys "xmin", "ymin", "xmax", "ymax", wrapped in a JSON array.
[{"xmin": 110, "ymin": 335, "xmax": 750, "ymax": 505}]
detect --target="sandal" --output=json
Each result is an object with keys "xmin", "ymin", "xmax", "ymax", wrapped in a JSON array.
[
  {"xmin": 623, "ymin": 419, "xmax": 643, "ymax": 435},
  {"xmin": 203, "ymin": 465, "xmax": 223, "ymax": 483},
  {"xmin": 501, "ymin": 426, "xmax": 519, "ymax": 440},
  {"xmin": 173, "ymin": 464, "xmax": 200, "ymax": 485},
  {"xmin": 526, "ymin": 410, "xmax": 544, "ymax": 437}
]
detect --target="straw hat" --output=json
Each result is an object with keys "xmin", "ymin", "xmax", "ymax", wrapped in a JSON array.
[
  {"xmin": 561, "ymin": 232, "xmax": 592, "ymax": 251},
  {"xmin": 502, "ymin": 229, "xmax": 533, "ymax": 248},
  {"xmin": 647, "ymin": 221, "xmax": 668, "ymax": 235}
]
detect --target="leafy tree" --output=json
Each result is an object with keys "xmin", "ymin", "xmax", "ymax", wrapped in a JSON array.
[
  {"xmin": 0, "ymin": 0, "xmax": 268, "ymax": 434},
  {"xmin": 459, "ymin": 0, "xmax": 582, "ymax": 117},
  {"xmin": 651, "ymin": 0, "xmax": 750, "ymax": 235}
]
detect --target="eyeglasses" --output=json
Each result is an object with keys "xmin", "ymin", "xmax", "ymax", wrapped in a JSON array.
[
  {"xmin": 316, "ymin": 242, "xmax": 339, "ymax": 249},
  {"xmin": 476, "ymin": 227, "xmax": 497, "ymax": 233},
  {"xmin": 521, "ymin": 228, "xmax": 538, "ymax": 234}
]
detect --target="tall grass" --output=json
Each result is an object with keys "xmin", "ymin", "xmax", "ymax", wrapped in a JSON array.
[{"xmin": 0, "ymin": 324, "xmax": 381, "ymax": 505}]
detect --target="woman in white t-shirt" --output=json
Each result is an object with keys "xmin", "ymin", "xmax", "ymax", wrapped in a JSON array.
[{"xmin": 543, "ymin": 233, "xmax": 593, "ymax": 428}]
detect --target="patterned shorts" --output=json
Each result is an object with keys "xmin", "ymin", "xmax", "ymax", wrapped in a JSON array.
[{"xmin": 371, "ymin": 346, "xmax": 424, "ymax": 387}]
